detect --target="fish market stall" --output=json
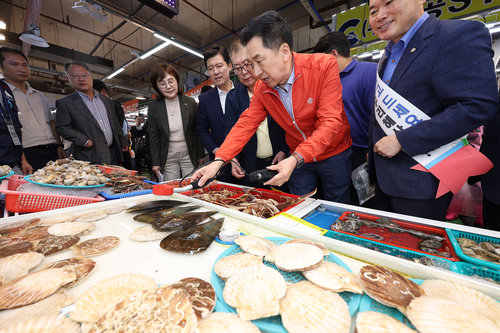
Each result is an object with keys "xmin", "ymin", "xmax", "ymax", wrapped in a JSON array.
[{"xmin": 0, "ymin": 192, "xmax": 499, "ymax": 332}]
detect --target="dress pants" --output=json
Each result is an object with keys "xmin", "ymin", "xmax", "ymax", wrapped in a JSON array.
[
  {"xmin": 163, "ymin": 150, "xmax": 195, "ymax": 181},
  {"xmin": 23, "ymin": 144, "xmax": 59, "ymax": 171},
  {"xmin": 288, "ymin": 148, "xmax": 352, "ymax": 203}
]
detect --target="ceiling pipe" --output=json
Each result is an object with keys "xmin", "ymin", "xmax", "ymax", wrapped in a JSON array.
[
  {"xmin": 300, "ymin": 0, "xmax": 331, "ymax": 33},
  {"xmin": 182, "ymin": 0, "xmax": 239, "ymax": 37}
]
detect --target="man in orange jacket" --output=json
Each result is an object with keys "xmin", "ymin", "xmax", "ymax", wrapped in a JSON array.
[{"xmin": 192, "ymin": 11, "xmax": 353, "ymax": 202}]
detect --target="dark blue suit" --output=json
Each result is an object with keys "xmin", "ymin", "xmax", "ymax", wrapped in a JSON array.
[
  {"xmin": 224, "ymin": 84, "xmax": 288, "ymax": 187},
  {"xmin": 197, "ymin": 84, "xmax": 239, "ymax": 182},
  {"xmin": 369, "ymin": 15, "xmax": 498, "ymax": 204}
]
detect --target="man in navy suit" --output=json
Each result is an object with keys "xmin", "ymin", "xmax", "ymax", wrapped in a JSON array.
[
  {"xmin": 224, "ymin": 39, "xmax": 289, "ymax": 189},
  {"xmin": 197, "ymin": 45, "xmax": 236, "ymax": 182},
  {"xmin": 368, "ymin": 0, "xmax": 498, "ymax": 220}
]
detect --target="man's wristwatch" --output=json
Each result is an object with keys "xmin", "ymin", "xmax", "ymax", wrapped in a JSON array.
[{"xmin": 291, "ymin": 152, "xmax": 304, "ymax": 169}]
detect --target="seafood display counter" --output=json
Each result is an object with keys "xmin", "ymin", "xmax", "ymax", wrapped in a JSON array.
[{"xmin": 1, "ymin": 192, "xmax": 500, "ymax": 332}]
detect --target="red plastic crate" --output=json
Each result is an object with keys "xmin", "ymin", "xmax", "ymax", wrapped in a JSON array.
[
  {"xmin": 97, "ymin": 165, "xmax": 137, "ymax": 175},
  {"xmin": 0, "ymin": 175, "xmax": 104, "ymax": 214},
  {"xmin": 180, "ymin": 184, "xmax": 245, "ymax": 198},
  {"xmin": 333, "ymin": 211, "xmax": 460, "ymax": 261}
]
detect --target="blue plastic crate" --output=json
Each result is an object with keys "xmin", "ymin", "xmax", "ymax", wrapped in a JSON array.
[
  {"xmin": 99, "ymin": 189, "xmax": 152, "ymax": 200},
  {"xmin": 446, "ymin": 229, "xmax": 500, "ymax": 271},
  {"xmin": 455, "ymin": 261, "xmax": 500, "ymax": 285},
  {"xmin": 302, "ymin": 206, "xmax": 343, "ymax": 230},
  {"xmin": 323, "ymin": 230, "xmax": 459, "ymax": 272}
]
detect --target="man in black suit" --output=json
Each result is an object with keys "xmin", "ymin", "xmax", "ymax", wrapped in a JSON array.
[
  {"xmin": 55, "ymin": 61, "xmax": 128, "ymax": 165},
  {"xmin": 224, "ymin": 39, "xmax": 288, "ymax": 189}
]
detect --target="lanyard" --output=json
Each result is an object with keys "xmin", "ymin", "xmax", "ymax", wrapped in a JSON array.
[{"xmin": 0, "ymin": 84, "xmax": 13, "ymax": 122}]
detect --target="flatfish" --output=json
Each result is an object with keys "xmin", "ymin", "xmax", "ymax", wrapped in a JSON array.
[
  {"xmin": 126, "ymin": 199, "xmax": 187, "ymax": 213},
  {"xmin": 133, "ymin": 205, "xmax": 200, "ymax": 223},
  {"xmin": 168, "ymin": 277, "xmax": 216, "ymax": 321},
  {"xmin": 160, "ymin": 217, "xmax": 224, "ymax": 254},
  {"xmin": 153, "ymin": 211, "xmax": 217, "ymax": 232}
]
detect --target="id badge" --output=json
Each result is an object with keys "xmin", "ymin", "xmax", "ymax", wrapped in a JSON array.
[{"xmin": 6, "ymin": 121, "xmax": 22, "ymax": 146}]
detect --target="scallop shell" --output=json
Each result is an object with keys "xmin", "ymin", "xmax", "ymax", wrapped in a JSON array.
[
  {"xmin": 0, "ymin": 267, "xmax": 76, "ymax": 309},
  {"xmin": 48, "ymin": 222, "xmax": 95, "ymax": 236},
  {"xmin": 69, "ymin": 273, "xmax": 157, "ymax": 323},
  {"xmin": 356, "ymin": 311, "xmax": 418, "ymax": 333},
  {"xmin": 71, "ymin": 236, "xmax": 120, "ymax": 257},
  {"xmin": 421, "ymin": 279, "xmax": 500, "ymax": 327},
  {"xmin": 264, "ymin": 243, "xmax": 324, "ymax": 272},
  {"xmin": 284, "ymin": 238, "xmax": 330, "ymax": 255},
  {"xmin": 102, "ymin": 205, "xmax": 127, "ymax": 215},
  {"xmin": 234, "ymin": 236, "xmax": 276, "ymax": 256},
  {"xmin": 129, "ymin": 225, "xmax": 172, "ymax": 242},
  {"xmin": 279, "ymin": 280, "xmax": 351, "ymax": 333},
  {"xmin": 42, "ymin": 257, "xmax": 96, "ymax": 288},
  {"xmin": 302, "ymin": 261, "xmax": 362, "ymax": 293},
  {"xmin": 214, "ymin": 252, "xmax": 263, "ymax": 280},
  {"xmin": 407, "ymin": 296, "xmax": 500, "ymax": 333},
  {"xmin": 8, "ymin": 226, "xmax": 51, "ymax": 242},
  {"xmin": 0, "ymin": 252, "xmax": 44, "ymax": 283},
  {"xmin": 358, "ymin": 265, "xmax": 424, "ymax": 315},
  {"xmin": 197, "ymin": 312, "xmax": 260, "ymax": 333},
  {"xmin": 88, "ymin": 287, "xmax": 197, "ymax": 333},
  {"xmin": 0, "ymin": 315, "xmax": 80, "ymax": 333},
  {"xmin": 35, "ymin": 235, "xmax": 80, "ymax": 256},
  {"xmin": 74, "ymin": 210, "xmax": 108, "ymax": 222},
  {"xmin": 0, "ymin": 241, "xmax": 35, "ymax": 259},
  {"xmin": 168, "ymin": 277, "xmax": 216, "ymax": 321},
  {"xmin": 0, "ymin": 290, "xmax": 75, "ymax": 330},
  {"xmin": 39, "ymin": 214, "xmax": 77, "ymax": 226},
  {"xmin": 0, "ymin": 218, "xmax": 41, "ymax": 237},
  {"xmin": 223, "ymin": 264, "xmax": 287, "ymax": 320}
]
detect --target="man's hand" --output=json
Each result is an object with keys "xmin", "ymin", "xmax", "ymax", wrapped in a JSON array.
[
  {"xmin": 85, "ymin": 140, "xmax": 93, "ymax": 148},
  {"xmin": 198, "ymin": 158, "xmax": 204, "ymax": 166},
  {"xmin": 191, "ymin": 159, "xmax": 225, "ymax": 187},
  {"xmin": 272, "ymin": 151, "xmax": 287, "ymax": 165},
  {"xmin": 263, "ymin": 156, "xmax": 297, "ymax": 186},
  {"xmin": 21, "ymin": 154, "xmax": 33, "ymax": 175},
  {"xmin": 230, "ymin": 158, "xmax": 245, "ymax": 179},
  {"xmin": 57, "ymin": 146, "xmax": 67, "ymax": 159},
  {"xmin": 373, "ymin": 134, "xmax": 402, "ymax": 158},
  {"xmin": 152, "ymin": 166, "xmax": 161, "ymax": 172},
  {"xmin": 122, "ymin": 146, "xmax": 128, "ymax": 152}
]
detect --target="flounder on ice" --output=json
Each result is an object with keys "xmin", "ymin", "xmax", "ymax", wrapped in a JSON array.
[
  {"xmin": 279, "ymin": 281, "xmax": 351, "ymax": 333},
  {"xmin": 223, "ymin": 264, "xmax": 287, "ymax": 321},
  {"xmin": 234, "ymin": 236, "xmax": 276, "ymax": 256}
]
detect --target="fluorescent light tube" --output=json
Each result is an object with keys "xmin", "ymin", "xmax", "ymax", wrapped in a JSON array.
[
  {"xmin": 490, "ymin": 26, "xmax": 500, "ymax": 34},
  {"xmin": 0, "ymin": 21, "xmax": 6, "ymax": 30},
  {"xmin": 140, "ymin": 41, "xmax": 170, "ymax": 59},
  {"xmin": 106, "ymin": 67, "xmax": 124, "ymax": 79},
  {"xmin": 154, "ymin": 33, "xmax": 203, "ymax": 59},
  {"xmin": 358, "ymin": 52, "xmax": 372, "ymax": 59}
]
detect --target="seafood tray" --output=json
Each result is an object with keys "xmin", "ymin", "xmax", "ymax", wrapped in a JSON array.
[
  {"xmin": 323, "ymin": 230, "xmax": 459, "ymax": 272},
  {"xmin": 446, "ymin": 229, "xmax": 500, "ymax": 270},
  {"xmin": 211, "ymin": 237, "xmax": 362, "ymax": 333},
  {"xmin": 24, "ymin": 175, "xmax": 106, "ymax": 189},
  {"xmin": 331, "ymin": 212, "xmax": 459, "ymax": 261},
  {"xmin": 0, "ymin": 175, "xmax": 104, "ymax": 214},
  {"xmin": 99, "ymin": 188, "xmax": 152, "ymax": 200},
  {"xmin": 455, "ymin": 261, "xmax": 500, "ymax": 285},
  {"xmin": 0, "ymin": 170, "xmax": 14, "ymax": 181},
  {"xmin": 97, "ymin": 165, "xmax": 137, "ymax": 175},
  {"xmin": 302, "ymin": 206, "xmax": 343, "ymax": 229}
]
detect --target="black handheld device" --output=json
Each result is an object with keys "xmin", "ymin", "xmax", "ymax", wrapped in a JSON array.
[{"xmin": 249, "ymin": 169, "xmax": 279, "ymax": 183}]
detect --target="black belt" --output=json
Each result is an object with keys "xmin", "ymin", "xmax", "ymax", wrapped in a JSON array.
[
  {"xmin": 257, "ymin": 156, "xmax": 273, "ymax": 162},
  {"xmin": 25, "ymin": 144, "xmax": 57, "ymax": 150}
]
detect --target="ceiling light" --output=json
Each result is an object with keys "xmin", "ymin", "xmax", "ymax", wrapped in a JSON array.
[
  {"xmin": 154, "ymin": 33, "xmax": 204, "ymax": 59},
  {"xmin": 90, "ymin": 4, "xmax": 107, "ymax": 22},
  {"xmin": 0, "ymin": 34, "xmax": 5, "ymax": 41},
  {"xmin": 105, "ymin": 67, "xmax": 124, "ymax": 80},
  {"xmin": 136, "ymin": 95, "xmax": 146, "ymax": 100},
  {"xmin": 19, "ymin": 24, "xmax": 49, "ymax": 47},
  {"xmin": 490, "ymin": 26, "xmax": 500, "ymax": 34},
  {"xmin": 358, "ymin": 52, "xmax": 372, "ymax": 59},
  {"xmin": 72, "ymin": 1, "xmax": 92, "ymax": 14},
  {"xmin": 140, "ymin": 41, "xmax": 170, "ymax": 59},
  {"xmin": 0, "ymin": 21, "xmax": 6, "ymax": 30}
]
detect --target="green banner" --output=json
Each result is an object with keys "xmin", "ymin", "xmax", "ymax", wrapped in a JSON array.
[{"xmin": 335, "ymin": 0, "xmax": 500, "ymax": 46}]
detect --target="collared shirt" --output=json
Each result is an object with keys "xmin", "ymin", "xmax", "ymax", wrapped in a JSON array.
[
  {"xmin": 382, "ymin": 12, "xmax": 429, "ymax": 84},
  {"xmin": 274, "ymin": 66, "xmax": 295, "ymax": 118},
  {"xmin": 77, "ymin": 90, "xmax": 114, "ymax": 146},
  {"xmin": 7, "ymin": 82, "xmax": 57, "ymax": 148},
  {"xmin": 217, "ymin": 81, "xmax": 234, "ymax": 115},
  {"xmin": 340, "ymin": 59, "xmax": 377, "ymax": 150}
]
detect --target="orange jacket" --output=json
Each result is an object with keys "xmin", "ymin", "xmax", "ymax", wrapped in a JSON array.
[{"xmin": 216, "ymin": 52, "xmax": 351, "ymax": 163}]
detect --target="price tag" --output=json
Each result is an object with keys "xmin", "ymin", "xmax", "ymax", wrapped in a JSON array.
[{"xmin": 6, "ymin": 121, "xmax": 21, "ymax": 146}]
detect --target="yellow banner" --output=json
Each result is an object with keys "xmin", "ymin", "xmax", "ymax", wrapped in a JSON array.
[{"xmin": 335, "ymin": 1, "xmax": 500, "ymax": 46}]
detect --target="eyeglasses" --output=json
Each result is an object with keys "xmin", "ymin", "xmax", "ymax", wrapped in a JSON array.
[
  {"xmin": 69, "ymin": 74, "xmax": 90, "ymax": 79},
  {"xmin": 233, "ymin": 66, "xmax": 251, "ymax": 75},
  {"xmin": 157, "ymin": 79, "xmax": 176, "ymax": 89},
  {"xmin": 242, "ymin": 63, "xmax": 254, "ymax": 71}
]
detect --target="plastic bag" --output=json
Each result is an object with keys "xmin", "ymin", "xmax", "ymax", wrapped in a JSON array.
[
  {"xmin": 446, "ymin": 182, "xmax": 483, "ymax": 225},
  {"xmin": 352, "ymin": 162, "xmax": 375, "ymax": 205}
]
